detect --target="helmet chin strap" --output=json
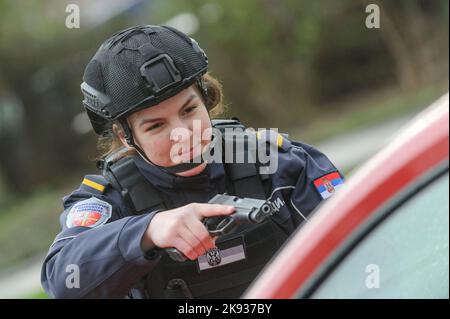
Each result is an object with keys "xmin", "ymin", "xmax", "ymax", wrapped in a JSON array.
[{"xmin": 118, "ymin": 118, "xmax": 209, "ymax": 175}]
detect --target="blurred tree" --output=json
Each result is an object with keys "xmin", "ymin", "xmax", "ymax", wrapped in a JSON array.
[
  {"xmin": 375, "ymin": 0, "xmax": 449, "ymax": 89},
  {"xmin": 0, "ymin": 1, "xmax": 117, "ymax": 194},
  {"xmin": 153, "ymin": 0, "xmax": 448, "ymax": 124},
  {"xmin": 0, "ymin": 0, "xmax": 447, "ymax": 197}
]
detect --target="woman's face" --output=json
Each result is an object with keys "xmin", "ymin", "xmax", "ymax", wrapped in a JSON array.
[{"xmin": 121, "ymin": 85, "xmax": 212, "ymax": 176}]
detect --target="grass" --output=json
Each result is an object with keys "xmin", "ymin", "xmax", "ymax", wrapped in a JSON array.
[
  {"xmin": 22, "ymin": 288, "xmax": 49, "ymax": 299},
  {"xmin": 0, "ymin": 185, "xmax": 74, "ymax": 271}
]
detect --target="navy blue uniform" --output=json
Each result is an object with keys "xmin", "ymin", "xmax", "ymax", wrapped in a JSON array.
[{"xmin": 41, "ymin": 133, "xmax": 343, "ymax": 298}]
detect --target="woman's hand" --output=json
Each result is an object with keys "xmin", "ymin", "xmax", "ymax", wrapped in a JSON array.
[{"xmin": 141, "ymin": 203, "xmax": 235, "ymax": 260}]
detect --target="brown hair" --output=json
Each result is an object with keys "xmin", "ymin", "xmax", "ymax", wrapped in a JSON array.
[{"xmin": 96, "ymin": 72, "xmax": 225, "ymax": 161}]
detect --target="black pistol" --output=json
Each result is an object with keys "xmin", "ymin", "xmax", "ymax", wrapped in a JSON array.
[{"xmin": 166, "ymin": 194, "xmax": 274, "ymax": 262}]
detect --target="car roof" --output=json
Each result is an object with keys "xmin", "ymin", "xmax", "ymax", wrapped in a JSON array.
[{"xmin": 245, "ymin": 93, "xmax": 449, "ymax": 299}]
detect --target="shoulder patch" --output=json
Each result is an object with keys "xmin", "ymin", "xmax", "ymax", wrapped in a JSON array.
[
  {"xmin": 81, "ymin": 175, "xmax": 109, "ymax": 194},
  {"xmin": 313, "ymin": 172, "xmax": 344, "ymax": 199},
  {"xmin": 66, "ymin": 197, "xmax": 112, "ymax": 228},
  {"xmin": 256, "ymin": 130, "xmax": 291, "ymax": 152}
]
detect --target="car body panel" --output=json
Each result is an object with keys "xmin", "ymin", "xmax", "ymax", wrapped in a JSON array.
[{"xmin": 244, "ymin": 93, "xmax": 449, "ymax": 299}]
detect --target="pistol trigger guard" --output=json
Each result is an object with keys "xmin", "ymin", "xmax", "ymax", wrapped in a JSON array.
[{"xmin": 208, "ymin": 216, "xmax": 235, "ymax": 237}]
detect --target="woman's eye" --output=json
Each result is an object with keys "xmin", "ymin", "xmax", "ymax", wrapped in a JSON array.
[
  {"xmin": 146, "ymin": 123, "xmax": 163, "ymax": 131},
  {"xmin": 183, "ymin": 106, "xmax": 197, "ymax": 115}
]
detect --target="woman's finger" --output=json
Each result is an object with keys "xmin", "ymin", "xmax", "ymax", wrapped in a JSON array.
[
  {"xmin": 177, "ymin": 225, "xmax": 206, "ymax": 257},
  {"xmin": 172, "ymin": 236, "xmax": 197, "ymax": 261},
  {"xmin": 185, "ymin": 214, "xmax": 216, "ymax": 251}
]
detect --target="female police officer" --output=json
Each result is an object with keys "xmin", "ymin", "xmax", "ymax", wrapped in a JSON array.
[{"xmin": 41, "ymin": 25, "xmax": 344, "ymax": 298}]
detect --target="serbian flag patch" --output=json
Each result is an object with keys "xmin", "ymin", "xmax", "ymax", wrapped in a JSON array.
[
  {"xmin": 66, "ymin": 197, "xmax": 112, "ymax": 228},
  {"xmin": 313, "ymin": 172, "xmax": 344, "ymax": 199}
]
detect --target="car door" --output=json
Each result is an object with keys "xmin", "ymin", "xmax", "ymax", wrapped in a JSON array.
[{"xmin": 298, "ymin": 166, "xmax": 449, "ymax": 299}]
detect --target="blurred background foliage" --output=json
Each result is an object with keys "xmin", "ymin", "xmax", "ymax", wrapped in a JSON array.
[{"xmin": 0, "ymin": 0, "xmax": 448, "ymax": 284}]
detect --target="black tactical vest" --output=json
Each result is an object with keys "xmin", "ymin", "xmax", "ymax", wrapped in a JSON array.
[{"xmin": 102, "ymin": 119, "xmax": 289, "ymax": 298}]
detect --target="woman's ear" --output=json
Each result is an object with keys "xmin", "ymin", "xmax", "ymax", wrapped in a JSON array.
[{"xmin": 113, "ymin": 123, "xmax": 131, "ymax": 148}]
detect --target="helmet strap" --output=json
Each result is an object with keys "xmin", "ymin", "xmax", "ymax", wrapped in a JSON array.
[
  {"xmin": 196, "ymin": 77, "xmax": 208, "ymax": 106},
  {"xmin": 118, "ymin": 118, "xmax": 206, "ymax": 175}
]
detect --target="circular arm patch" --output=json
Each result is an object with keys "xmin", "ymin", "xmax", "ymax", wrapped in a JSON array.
[{"xmin": 66, "ymin": 197, "xmax": 112, "ymax": 228}]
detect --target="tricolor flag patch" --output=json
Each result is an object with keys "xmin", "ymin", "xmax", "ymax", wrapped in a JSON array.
[
  {"xmin": 197, "ymin": 244, "xmax": 246, "ymax": 271},
  {"xmin": 313, "ymin": 172, "xmax": 344, "ymax": 199},
  {"xmin": 66, "ymin": 197, "xmax": 112, "ymax": 228}
]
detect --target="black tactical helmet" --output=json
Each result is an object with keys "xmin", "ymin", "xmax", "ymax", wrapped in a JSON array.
[{"xmin": 81, "ymin": 25, "xmax": 208, "ymax": 135}]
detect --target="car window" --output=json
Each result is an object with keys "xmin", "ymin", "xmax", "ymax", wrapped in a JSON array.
[{"xmin": 310, "ymin": 172, "xmax": 449, "ymax": 299}]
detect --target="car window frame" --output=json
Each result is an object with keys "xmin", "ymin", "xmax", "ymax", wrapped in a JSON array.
[{"xmin": 296, "ymin": 159, "xmax": 449, "ymax": 298}]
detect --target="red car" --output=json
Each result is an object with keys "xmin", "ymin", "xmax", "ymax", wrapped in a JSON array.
[{"xmin": 244, "ymin": 93, "xmax": 449, "ymax": 299}]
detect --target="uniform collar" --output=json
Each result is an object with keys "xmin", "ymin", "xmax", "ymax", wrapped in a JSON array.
[{"xmin": 133, "ymin": 155, "xmax": 225, "ymax": 191}]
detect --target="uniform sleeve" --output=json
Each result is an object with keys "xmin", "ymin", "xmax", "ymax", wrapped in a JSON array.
[
  {"xmin": 268, "ymin": 138, "xmax": 344, "ymax": 233},
  {"xmin": 288, "ymin": 141, "xmax": 344, "ymax": 218},
  {"xmin": 41, "ymin": 176, "xmax": 162, "ymax": 299}
]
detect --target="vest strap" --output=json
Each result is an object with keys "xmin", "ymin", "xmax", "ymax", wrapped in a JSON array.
[
  {"xmin": 106, "ymin": 156, "xmax": 166, "ymax": 214},
  {"xmin": 226, "ymin": 163, "xmax": 267, "ymax": 199}
]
